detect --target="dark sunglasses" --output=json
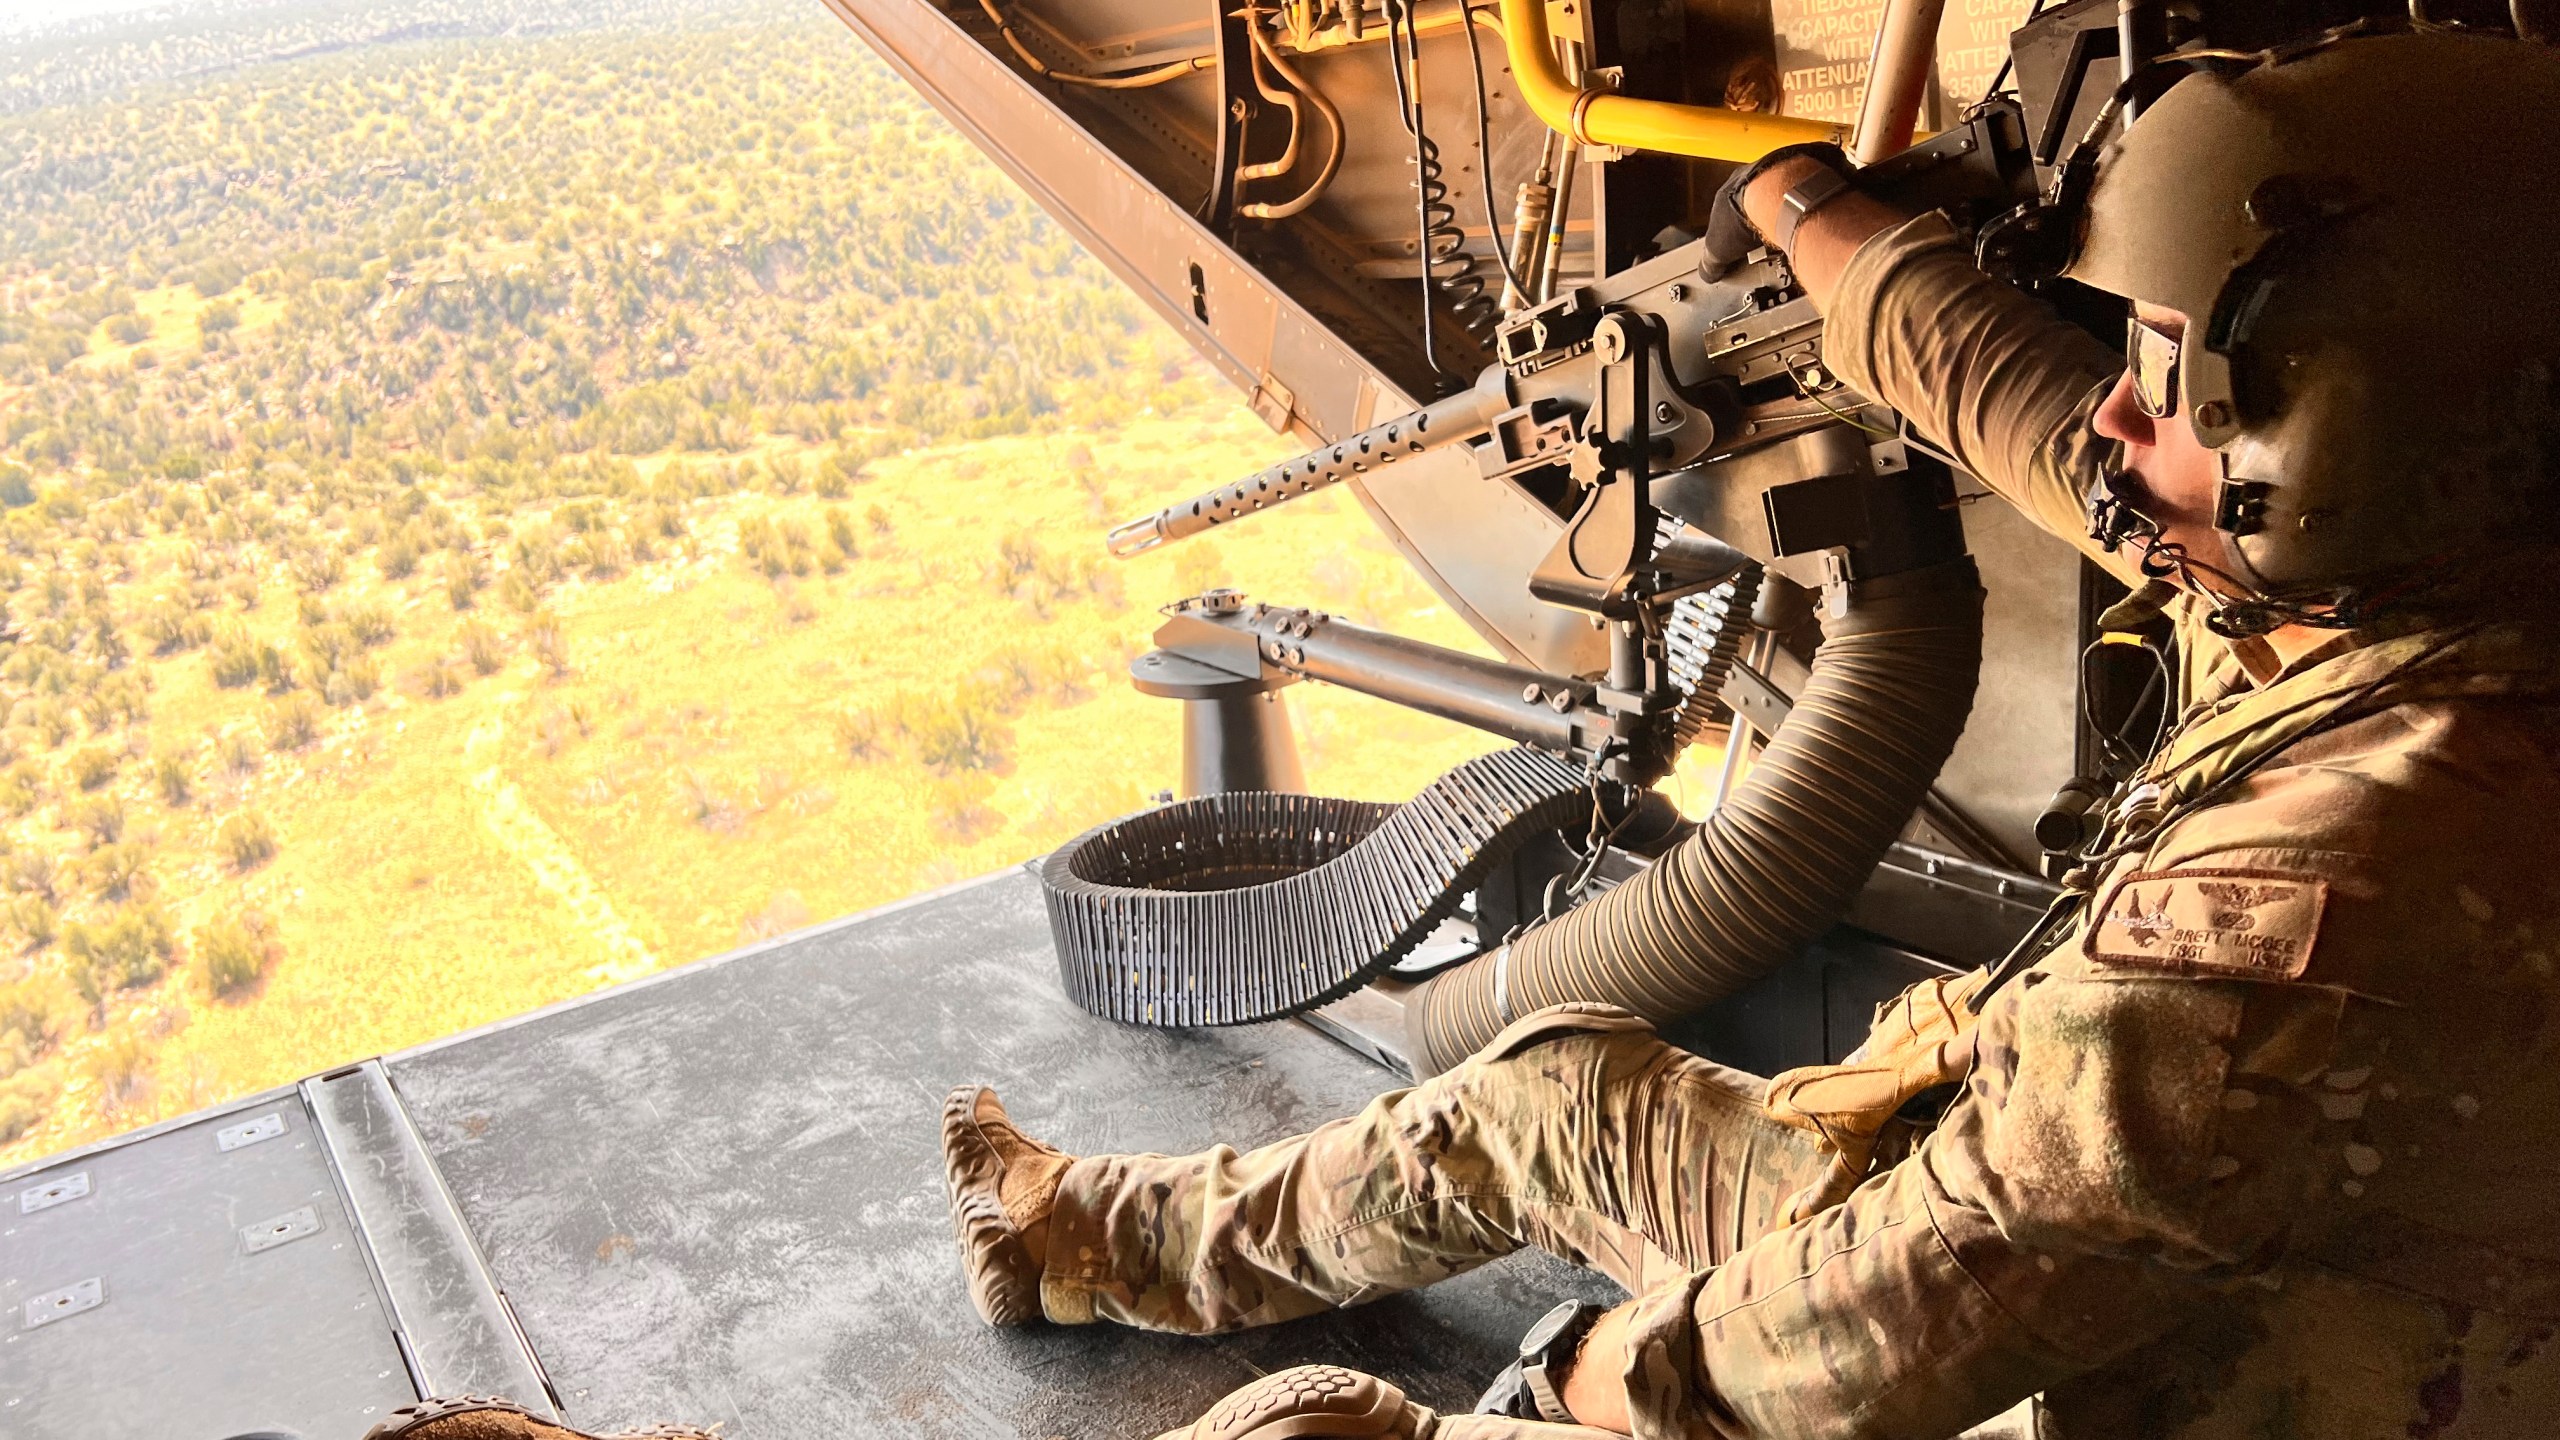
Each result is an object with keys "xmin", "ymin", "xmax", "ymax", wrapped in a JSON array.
[{"xmin": 2126, "ymin": 316, "xmax": 2181, "ymax": 420}]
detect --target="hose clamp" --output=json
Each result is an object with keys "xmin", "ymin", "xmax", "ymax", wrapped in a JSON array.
[
  {"xmin": 1567, "ymin": 90, "xmax": 1603, "ymax": 148},
  {"xmin": 1491, "ymin": 943, "xmax": 1516, "ymax": 1027}
]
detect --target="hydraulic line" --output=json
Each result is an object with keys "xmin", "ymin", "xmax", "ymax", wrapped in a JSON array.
[
  {"xmin": 1494, "ymin": 0, "xmax": 1843, "ymax": 159},
  {"xmin": 1240, "ymin": 11, "xmax": 1345, "ymax": 219},
  {"xmin": 1238, "ymin": 3, "xmax": 1306, "ymax": 187},
  {"xmin": 1535, "ymin": 130, "xmax": 1575, "ymax": 303},
  {"xmin": 1500, "ymin": 144, "xmax": 1555, "ymax": 312},
  {"xmin": 1411, "ymin": 557, "xmax": 1985, "ymax": 1074},
  {"xmin": 976, "ymin": 0, "xmax": 1216, "ymax": 87}
]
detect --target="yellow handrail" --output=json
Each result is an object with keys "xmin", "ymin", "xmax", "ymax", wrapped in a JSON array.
[{"xmin": 1496, "ymin": 0, "xmax": 1845, "ymax": 161}]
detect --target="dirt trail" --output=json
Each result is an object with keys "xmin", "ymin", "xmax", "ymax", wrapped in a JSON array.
[{"xmin": 464, "ymin": 696, "xmax": 659, "ymax": 985}]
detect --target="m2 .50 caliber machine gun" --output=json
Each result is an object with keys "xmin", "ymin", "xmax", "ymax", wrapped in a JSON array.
[{"xmin": 1041, "ymin": 102, "xmax": 2045, "ymax": 1070}]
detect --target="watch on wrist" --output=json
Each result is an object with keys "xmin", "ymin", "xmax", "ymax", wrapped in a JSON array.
[
  {"xmin": 1493, "ymin": 1300, "xmax": 1603, "ymax": 1425},
  {"xmin": 1773, "ymin": 164, "xmax": 1854, "ymax": 253}
]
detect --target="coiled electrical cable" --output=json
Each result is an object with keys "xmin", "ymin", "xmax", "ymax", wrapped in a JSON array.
[
  {"xmin": 1411, "ymin": 557, "xmax": 1986, "ymax": 1074},
  {"xmin": 1384, "ymin": 0, "xmax": 1498, "ymax": 368},
  {"xmin": 1417, "ymin": 130, "xmax": 1500, "ymax": 342}
]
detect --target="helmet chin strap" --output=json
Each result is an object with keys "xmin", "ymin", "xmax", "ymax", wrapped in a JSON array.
[{"xmin": 2084, "ymin": 461, "xmax": 2368, "ymax": 639}]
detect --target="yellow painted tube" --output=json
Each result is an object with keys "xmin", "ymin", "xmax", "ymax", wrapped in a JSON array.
[{"xmin": 1496, "ymin": 0, "xmax": 1845, "ymax": 161}]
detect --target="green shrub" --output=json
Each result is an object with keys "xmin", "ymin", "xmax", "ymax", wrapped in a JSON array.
[
  {"xmin": 191, "ymin": 257, "xmax": 246, "ymax": 297},
  {"xmin": 324, "ymin": 655, "xmax": 380, "ymax": 706},
  {"xmin": 459, "ymin": 621, "xmax": 505, "ymax": 675},
  {"xmin": 343, "ymin": 604, "xmax": 397, "ymax": 648},
  {"xmin": 66, "ymin": 745, "xmax": 117, "ymax": 791},
  {"xmin": 299, "ymin": 622, "xmax": 353, "ymax": 675},
  {"xmin": 0, "ymin": 975, "xmax": 68, "ymax": 1058},
  {"xmin": 11, "ymin": 894, "xmax": 56, "ymax": 949},
  {"xmin": 264, "ymin": 695, "xmax": 319, "ymax": 752},
  {"xmin": 105, "ymin": 313, "xmax": 151, "ymax": 345},
  {"xmin": 68, "ymin": 793, "xmax": 125, "ymax": 847},
  {"xmin": 216, "ymin": 729, "xmax": 261, "ymax": 776},
  {"xmin": 64, "ymin": 904, "xmax": 175, "ymax": 1009},
  {"xmin": 525, "ymin": 614, "xmax": 570, "ymax": 678},
  {"xmin": 675, "ymin": 770, "xmax": 742, "ymax": 833},
  {"xmin": 153, "ymin": 752, "xmax": 193, "ymax": 806},
  {"xmin": 445, "ymin": 551, "xmax": 485, "ymax": 610},
  {"xmin": 0, "ymin": 766, "xmax": 38, "ymax": 818},
  {"xmin": 139, "ymin": 599, "xmax": 211, "ymax": 654},
  {"xmin": 32, "ymin": 700, "xmax": 73, "ymax": 748},
  {"xmin": 287, "ymin": 543, "xmax": 344, "ymax": 592},
  {"xmin": 408, "ymin": 658, "xmax": 464, "ymax": 699},
  {"xmin": 197, "ymin": 912, "xmax": 276, "ymax": 1000},
  {"xmin": 0, "ymin": 1068, "xmax": 53, "ymax": 1143},
  {"xmin": 82, "ymin": 841, "xmax": 147, "ymax": 900},
  {"xmin": 81, "ymin": 1029, "xmax": 152, "ymax": 1111},
  {"xmin": 4, "ymin": 850, "xmax": 57, "ymax": 900},
  {"xmin": 217, "ymin": 811, "xmax": 277, "ymax": 871},
  {"xmin": 911, "ymin": 692, "xmax": 1010, "ymax": 774},
  {"xmin": 208, "ymin": 627, "xmax": 262, "ymax": 688},
  {"xmin": 833, "ymin": 709, "xmax": 883, "ymax": 761}
]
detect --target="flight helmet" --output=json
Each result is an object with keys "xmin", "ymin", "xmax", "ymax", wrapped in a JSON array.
[{"xmin": 2063, "ymin": 28, "xmax": 2560, "ymax": 630}]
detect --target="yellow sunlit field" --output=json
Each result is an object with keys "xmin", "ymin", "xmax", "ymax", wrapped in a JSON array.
[
  {"xmin": 0, "ymin": 0, "xmax": 1729, "ymax": 1169},
  {"xmin": 0, "ymin": 401, "xmax": 1539, "ymax": 1165}
]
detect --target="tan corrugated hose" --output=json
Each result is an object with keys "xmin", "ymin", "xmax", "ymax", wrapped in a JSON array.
[{"xmin": 1412, "ymin": 557, "xmax": 1985, "ymax": 1074}]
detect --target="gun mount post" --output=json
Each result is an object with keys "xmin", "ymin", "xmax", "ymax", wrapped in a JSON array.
[{"xmin": 1129, "ymin": 647, "xmax": 1307, "ymax": 798}]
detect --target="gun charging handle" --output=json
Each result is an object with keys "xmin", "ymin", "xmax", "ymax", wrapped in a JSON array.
[{"xmin": 1107, "ymin": 368, "xmax": 1511, "ymax": 558}]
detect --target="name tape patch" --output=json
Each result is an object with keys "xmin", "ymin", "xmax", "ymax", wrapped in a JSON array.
[{"xmin": 2087, "ymin": 867, "xmax": 2329, "ymax": 980}]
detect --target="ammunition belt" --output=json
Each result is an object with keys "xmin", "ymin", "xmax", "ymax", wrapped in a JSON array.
[
  {"xmin": 1662, "ymin": 567, "xmax": 1762, "ymax": 761},
  {"xmin": 1040, "ymin": 746, "xmax": 1594, "ymax": 1026}
]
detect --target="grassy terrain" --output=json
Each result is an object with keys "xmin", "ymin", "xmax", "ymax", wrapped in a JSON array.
[
  {"xmin": 0, "ymin": 396, "xmax": 1544, "ymax": 1166},
  {"xmin": 0, "ymin": 0, "xmax": 1731, "ymax": 1168}
]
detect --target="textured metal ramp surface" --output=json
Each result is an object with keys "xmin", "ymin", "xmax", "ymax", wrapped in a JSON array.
[
  {"xmin": 0, "ymin": 1090, "xmax": 418, "ymax": 1440},
  {"xmin": 388, "ymin": 867, "xmax": 1613, "ymax": 1438}
]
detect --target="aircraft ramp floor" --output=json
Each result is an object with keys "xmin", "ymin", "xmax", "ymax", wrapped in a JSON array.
[{"xmin": 2, "ymin": 865, "xmax": 1611, "ymax": 1440}]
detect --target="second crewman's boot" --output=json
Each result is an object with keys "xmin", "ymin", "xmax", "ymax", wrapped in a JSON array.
[
  {"xmin": 359, "ymin": 1395, "xmax": 717, "ymax": 1440},
  {"xmin": 940, "ymin": 1083, "xmax": 1075, "ymax": 1326}
]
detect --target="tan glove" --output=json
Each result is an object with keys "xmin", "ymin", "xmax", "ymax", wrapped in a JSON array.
[{"xmin": 1763, "ymin": 967, "xmax": 1990, "ymax": 1222}]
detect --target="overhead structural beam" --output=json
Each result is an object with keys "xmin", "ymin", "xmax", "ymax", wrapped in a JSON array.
[{"xmin": 1496, "ymin": 0, "xmax": 1845, "ymax": 160}]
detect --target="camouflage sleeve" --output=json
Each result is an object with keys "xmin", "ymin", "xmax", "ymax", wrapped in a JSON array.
[
  {"xmin": 1821, "ymin": 212, "xmax": 2138, "ymax": 586},
  {"xmin": 1611, "ymin": 912, "xmax": 2353, "ymax": 1440}
]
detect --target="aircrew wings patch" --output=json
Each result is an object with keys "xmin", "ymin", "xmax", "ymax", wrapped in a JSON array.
[{"xmin": 2086, "ymin": 867, "xmax": 2329, "ymax": 980}]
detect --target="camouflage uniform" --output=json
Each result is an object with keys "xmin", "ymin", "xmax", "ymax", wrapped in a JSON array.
[{"xmin": 1043, "ymin": 215, "xmax": 2560, "ymax": 1439}]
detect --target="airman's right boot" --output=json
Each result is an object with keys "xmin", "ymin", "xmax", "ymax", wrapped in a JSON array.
[{"xmin": 940, "ymin": 1083, "xmax": 1075, "ymax": 1327}]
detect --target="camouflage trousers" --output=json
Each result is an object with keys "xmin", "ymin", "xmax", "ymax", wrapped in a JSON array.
[{"xmin": 1039, "ymin": 1004, "xmax": 1829, "ymax": 1334}]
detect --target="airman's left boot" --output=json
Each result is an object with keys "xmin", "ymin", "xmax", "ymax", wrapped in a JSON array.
[
  {"xmin": 359, "ymin": 1395, "xmax": 717, "ymax": 1440},
  {"xmin": 941, "ymin": 1083, "xmax": 1076, "ymax": 1326}
]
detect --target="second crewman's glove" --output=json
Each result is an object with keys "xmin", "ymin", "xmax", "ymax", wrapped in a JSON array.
[{"xmin": 1763, "ymin": 966, "xmax": 1990, "ymax": 1221}]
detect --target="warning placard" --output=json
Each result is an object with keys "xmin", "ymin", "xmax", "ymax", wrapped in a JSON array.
[{"xmin": 1769, "ymin": 0, "xmax": 2035, "ymax": 132}]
